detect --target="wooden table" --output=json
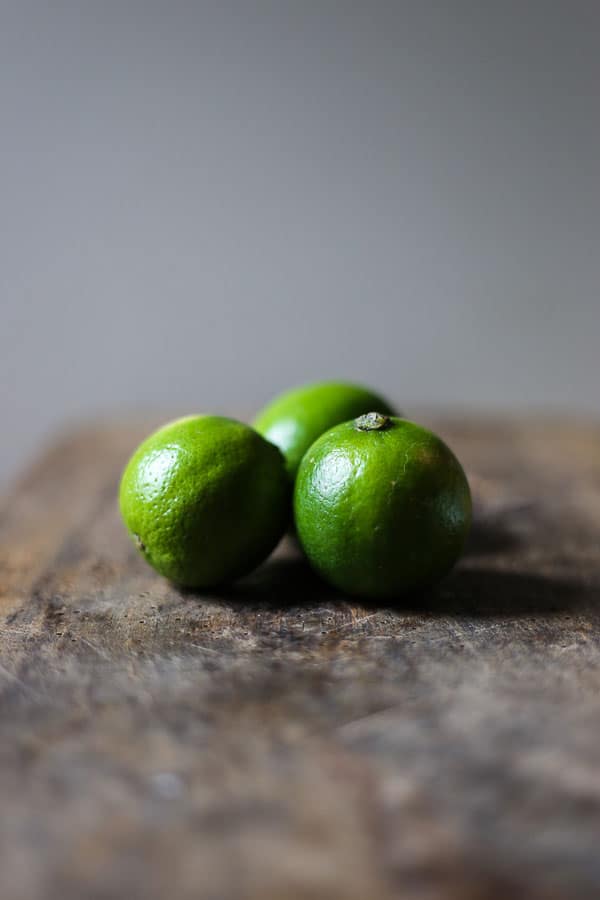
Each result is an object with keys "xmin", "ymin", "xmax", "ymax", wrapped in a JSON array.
[{"xmin": 1, "ymin": 415, "xmax": 600, "ymax": 900}]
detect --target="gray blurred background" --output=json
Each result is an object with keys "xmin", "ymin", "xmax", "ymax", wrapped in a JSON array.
[{"xmin": 1, "ymin": 2, "xmax": 599, "ymax": 487}]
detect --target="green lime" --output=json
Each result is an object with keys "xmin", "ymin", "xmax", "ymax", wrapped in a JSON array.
[
  {"xmin": 253, "ymin": 381, "xmax": 396, "ymax": 479},
  {"xmin": 294, "ymin": 413, "xmax": 472, "ymax": 598},
  {"xmin": 119, "ymin": 415, "xmax": 289, "ymax": 588}
]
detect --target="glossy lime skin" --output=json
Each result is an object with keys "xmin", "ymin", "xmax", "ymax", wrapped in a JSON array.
[
  {"xmin": 119, "ymin": 415, "xmax": 289, "ymax": 588},
  {"xmin": 294, "ymin": 416, "xmax": 472, "ymax": 599},
  {"xmin": 253, "ymin": 381, "xmax": 396, "ymax": 480}
]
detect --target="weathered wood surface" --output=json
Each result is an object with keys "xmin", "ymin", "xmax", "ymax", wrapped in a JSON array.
[{"xmin": 1, "ymin": 414, "xmax": 600, "ymax": 900}]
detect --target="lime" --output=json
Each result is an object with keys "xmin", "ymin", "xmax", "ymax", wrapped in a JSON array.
[
  {"xmin": 253, "ymin": 381, "xmax": 396, "ymax": 480},
  {"xmin": 294, "ymin": 413, "xmax": 471, "ymax": 598},
  {"xmin": 119, "ymin": 415, "xmax": 289, "ymax": 588}
]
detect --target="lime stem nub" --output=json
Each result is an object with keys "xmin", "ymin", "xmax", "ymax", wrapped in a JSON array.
[{"xmin": 354, "ymin": 412, "xmax": 392, "ymax": 432}]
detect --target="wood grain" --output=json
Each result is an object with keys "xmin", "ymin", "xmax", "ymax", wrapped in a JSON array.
[{"xmin": 1, "ymin": 415, "xmax": 600, "ymax": 900}]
